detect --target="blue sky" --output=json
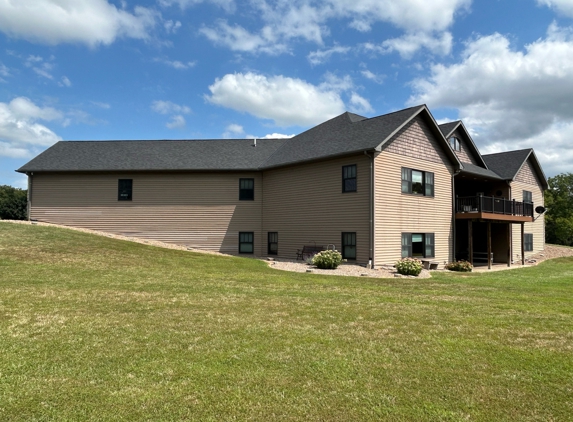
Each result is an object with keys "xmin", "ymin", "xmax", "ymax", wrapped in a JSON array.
[{"xmin": 1, "ymin": 0, "xmax": 573, "ymax": 188}]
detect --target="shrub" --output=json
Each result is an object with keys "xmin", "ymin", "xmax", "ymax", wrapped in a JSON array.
[
  {"xmin": 0, "ymin": 185, "xmax": 27, "ymax": 220},
  {"xmin": 445, "ymin": 260, "xmax": 473, "ymax": 272},
  {"xmin": 312, "ymin": 250, "xmax": 343, "ymax": 269},
  {"xmin": 395, "ymin": 257, "xmax": 423, "ymax": 276}
]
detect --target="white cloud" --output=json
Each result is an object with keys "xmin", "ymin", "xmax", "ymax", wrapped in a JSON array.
[
  {"xmin": 158, "ymin": 0, "xmax": 235, "ymax": 12},
  {"xmin": 91, "ymin": 101, "xmax": 111, "ymax": 109},
  {"xmin": 226, "ymin": 123, "xmax": 244, "ymax": 135},
  {"xmin": 259, "ymin": 132, "xmax": 295, "ymax": 139},
  {"xmin": 361, "ymin": 69, "xmax": 385, "ymax": 84},
  {"xmin": 307, "ymin": 46, "xmax": 350, "ymax": 65},
  {"xmin": 166, "ymin": 115, "xmax": 186, "ymax": 129},
  {"xmin": 206, "ymin": 72, "xmax": 348, "ymax": 126},
  {"xmin": 538, "ymin": 0, "xmax": 573, "ymax": 17},
  {"xmin": 199, "ymin": 0, "xmax": 469, "ymax": 56},
  {"xmin": 374, "ymin": 31, "xmax": 453, "ymax": 58},
  {"xmin": 409, "ymin": 23, "xmax": 573, "ymax": 176},
  {"xmin": 222, "ymin": 123, "xmax": 246, "ymax": 138},
  {"xmin": 59, "ymin": 76, "xmax": 72, "ymax": 87},
  {"xmin": 164, "ymin": 19, "xmax": 181, "ymax": 34},
  {"xmin": 0, "ymin": 97, "xmax": 63, "ymax": 158},
  {"xmin": 0, "ymin": 63, "xmax": 9, "ymax": 76},
  {"xmin": 154, "ymin": 57, "xmax": 196, "ymax": 69},
  {"xmin": 349, "ymin": 92, "xmax": 374, "ymax": 114},
  {"xmin": 151, "ymin": 100, "xmax": 191, "ymax": 115},
  {"xmin": 0, "ymin": 0, "xmax": 158, "ymax": 46},
  {"xmin": 199, "ymin": 20, "xmax": 287, "ymax": 55},
  {"xmin": 151, "ymin": 100, "xmax": 191, "ymax": 129}
]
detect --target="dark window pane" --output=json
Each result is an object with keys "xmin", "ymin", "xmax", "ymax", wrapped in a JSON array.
[
  {"xmin": 118, "ymin": 179, "xmax": 132, "ymax": 201},
  {"xmin": 425, "ymin": 172, "xmax": 434, "ymax": 197},
  {"xmin": 344, "ymin": 178, "xmax": 357, "ymax": 192},
  {"xmin": 342, "ymin": 165, "xmax": 357, "ymax": 192},
  {"xmin": 239, "ymin": 232, "xmax": 254, "ymax": 254},
  {"xmin": 239, "ymin": 178, "xmax": 254, "ymax": 200},
  {"xmin": 268, "ymin": 232, "xmax": 278, "ymax": 255},
  {"xmin": 342, "ymin": 232, "xmax": 356, "ymax": 259},
  {"xmin": 401, "ymin": 233, "xmax": 412, "ymax": 258},
  {"xmin": 411, "ymin": 170, "xmax": 423, "ymax": 194},
  {"xmin": 425, "ymin": 233, "xmax": 435, "ymax": 258},
  {"xmin": 524, "ymin": 233, "xmax": 533, "ymax": 252}
]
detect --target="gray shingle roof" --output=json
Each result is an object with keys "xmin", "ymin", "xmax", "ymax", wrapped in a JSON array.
[
  {"xmin": 482, "ymin": 149, "xmax": 548, "ymax": 189},
  {"xmin": 482, "ymin": 149, "xmax": 532, "ymax": 180},
  {"xmin": 459, "ymin": 162, "xmax": 502, "ymax": 179},
  {"xmin": 14, "ymin": 106, "xmax": 461, "ymax": 174},
  {"xmin": 438, "ymin": 121, "xmax": 460, "ymax": 138},
  {"xmin": 263, "ymin": 106, "xmax": 454, "ymax": 168},
  {"xmin": 17, "ymin": 138, "xmax": 287, "ymax": 172}
]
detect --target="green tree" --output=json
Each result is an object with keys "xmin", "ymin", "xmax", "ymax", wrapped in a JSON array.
[
  {"xmin": 545, "ymin": 173, "xmax": 573, "ymax": 246},
  {"xmin": 0, "ymin": 185, "xmax": 28, "ymax": 220}
]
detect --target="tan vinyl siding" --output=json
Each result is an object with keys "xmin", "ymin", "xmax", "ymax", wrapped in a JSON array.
[
  {"xmin": 511, "ymin": 159, "xmax": 545, "ymax": 260},
  {"xmin": 262, "ymin": 155, "xmax": 371, "ymax": 264},
  {"xmin": 375, "ymin": 117, "xmax": 454, "ymax": 266},
  {"xmin": 30, "ymin": 172, "xmax": 263, "ymax": 255}
]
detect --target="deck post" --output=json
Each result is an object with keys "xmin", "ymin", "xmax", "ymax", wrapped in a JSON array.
[
  {"xmin": 468, "ymin": 220, "xmax": 473, "ymax": 266},
  {"xmin": 521, "ymin": 223, "xmax": 525, "ymax": 265},
  {"xmin": 487, "ymin": 222, "xmax": 492, "ymax": 270},
  {"xmin": 507, "ymin": 224, "xmax": 511, "ymax": 267}
]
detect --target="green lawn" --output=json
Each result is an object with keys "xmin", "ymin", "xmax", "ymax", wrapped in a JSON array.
[{"xmin": 1, "ymin": 222, "xmax": 572, "ymax": 421}]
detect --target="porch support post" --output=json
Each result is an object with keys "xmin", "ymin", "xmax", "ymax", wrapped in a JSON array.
[
  {"xmin": 487, "ymin": 222, "xmax": 492, "ymax": 270},
  {"xmin": 507, "ymin": 224, "xmax": 511, "ymax": 267},
  {"xmin": 521, "ymin": 222, "xmax": 525, "ymax": 265},
  {"xmin": 468, "ymin": 220, "xmax": 473, "ymax": 266}
]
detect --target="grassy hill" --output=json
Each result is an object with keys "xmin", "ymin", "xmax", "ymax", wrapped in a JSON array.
[{"xmin": 1, "ymin": 222, "xmax": 572, "ymax": 421}]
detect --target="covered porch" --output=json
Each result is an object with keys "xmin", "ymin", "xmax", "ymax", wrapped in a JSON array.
[{"xmin": 454, "ymin": 170, "xmax": 534, "ymax": 270}]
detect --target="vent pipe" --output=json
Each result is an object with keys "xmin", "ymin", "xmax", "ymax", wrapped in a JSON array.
[{"xmin": 253, "ymin": 138, "xmax": 257, "ymax": 147}]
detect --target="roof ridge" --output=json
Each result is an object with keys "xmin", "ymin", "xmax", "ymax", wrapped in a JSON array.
[{"xmin": 482, "ymin": 148, "xmax": 532, "ymax": 157}]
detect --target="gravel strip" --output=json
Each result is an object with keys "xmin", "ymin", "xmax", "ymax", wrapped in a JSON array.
[{"xmin": 3, "ymin": 220, "xmax": 573, "ymax": 278}]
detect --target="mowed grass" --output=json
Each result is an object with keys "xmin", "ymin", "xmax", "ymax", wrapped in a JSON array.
[{"xmin": 1, "ymin": 223, "xmax": 572, "ymax": 421}]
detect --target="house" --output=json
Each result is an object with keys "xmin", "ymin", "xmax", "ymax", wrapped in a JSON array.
[{"xmin": 17, "ymin": 105, "xmax": 547, "ymax": 269}]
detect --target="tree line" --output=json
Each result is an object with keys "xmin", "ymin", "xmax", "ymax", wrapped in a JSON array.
[
  {"xmin": 545, "ymin": 173, "xmax": 573, "ymax": 246},
  {"xmin": 0, "ymin": 185, "xmax": 27, "ymax": 220}
]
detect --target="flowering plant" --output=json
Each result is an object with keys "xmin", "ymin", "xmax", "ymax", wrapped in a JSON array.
[
  {"xmin": 312, "ymin": 250, "xmax": 343, "ymax": 269},
  {"xmin": 395, "ymin": 257, "xmax": 423, "ymax": 276},
  {"xmin": 445, "ymin": 260, "xmax": 473, "ymax": 272}
]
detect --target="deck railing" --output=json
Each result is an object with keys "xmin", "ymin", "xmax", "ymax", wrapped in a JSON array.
[{"xmin": 456, "ymin": 195, "xmax": 534, "ymax": 217}]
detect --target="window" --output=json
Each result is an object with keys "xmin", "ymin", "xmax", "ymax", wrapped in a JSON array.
[
  {"xmin": 401, "ymin": 168, "xmax": 434, "ymax": 197},
  {"xmin": 268, "ymin": 232, "xmax": 278, "ymax": 255},
  {"xmin": 239, "ymin": 232, "xmax": 254, "ymax": 254},
  {"xmin": 523, "ymin": 190, "xmax": 533, "ymax": 203},
  {"xmin": 401, "ymin": 233, "xmax": 434, "ymax": 258},
  {"xmin": 239, "ymin": 178, "xmax": 254, "ymax": 200},
  {"xmin": 524, "ymin": 233, "xmax": 533, "ymax": 252},
  {"xmin": 342, "ymin": 165, "xmax": 357, "ymax": 192},
  {"xmin": 118, "ymin": 179, "xmax": 132, "ymax": 201},
  {"xmin": 449, "ymin": 137, "xmax": 461, "ymax": 151},
  {"xmin": 341, "ymin": 232, "xmax": 356, "ymax": 260}
]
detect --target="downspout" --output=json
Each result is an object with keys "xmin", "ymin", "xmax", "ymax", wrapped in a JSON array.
[
  {"xmin": 507, "ymin": 180, "xmax": 512, "ymax": 263},
  {"xmin": 451, "ymin": 170, "xmax": 460, "ymax": 263},
  {"xmin": 27, "ymin": 172, "xmax": 33, "ymax": 221},
  {"xmin": 365, "ymin": 151, "xmax": 374, "ymax": 269}
]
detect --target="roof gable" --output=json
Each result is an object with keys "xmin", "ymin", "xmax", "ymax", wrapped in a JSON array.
[
  {"xmin": 263, "ymin": 105, "xmax": 461, "ymax": 169},
  {"xmin": 438, "ymin": 120, "xmax": 488, "ymax": 169},
  {"xmin": 483, "ymin": 149, "xmax": 548, "ymax": 189}
]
